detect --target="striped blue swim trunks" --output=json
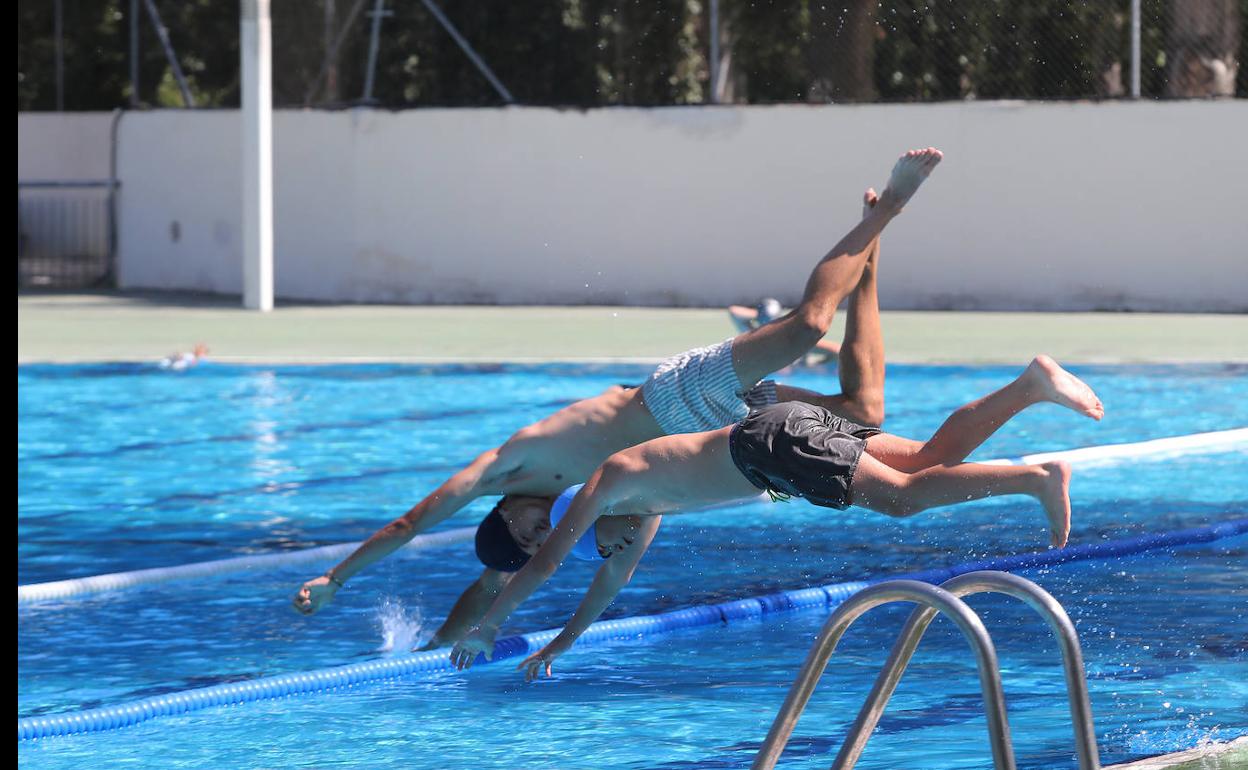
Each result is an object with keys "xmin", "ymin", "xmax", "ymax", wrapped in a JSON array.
[{"xmin": 641, "ymin": 338, "xmax": 778, "ymax": 435}]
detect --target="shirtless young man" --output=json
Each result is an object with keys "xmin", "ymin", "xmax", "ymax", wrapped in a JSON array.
[
  {"xmin": 292, "ymin": 148, "xmax": 943, "ymax": 648},
  {"xmin": 449, "ymin": 357, "xmax": 1105, "ymax": 680}
]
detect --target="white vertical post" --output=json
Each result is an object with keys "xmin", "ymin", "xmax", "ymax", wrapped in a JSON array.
[
  {"xmin": 709, "ymin": 0, "xmax": 720, "ymax": 104},
  {"xmin": 241, "ymin": 0, "xmax": 274, "ymax": 311},
  {"xmin": 1130, "ymin": 0, "xmax": 1141, "ymax": 99}
]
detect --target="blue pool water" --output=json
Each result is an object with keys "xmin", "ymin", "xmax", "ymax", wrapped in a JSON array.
[{"xmin": 17, "ymin": 362, "xmax": 1248, "ymax": 768}]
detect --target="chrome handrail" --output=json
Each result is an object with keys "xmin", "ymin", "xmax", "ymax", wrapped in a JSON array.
[
  {"xmin": 831, "ymin": 571, "xmax": 1100, "ymax": 770},
  {"xmin": 751, "ymin": 580, "xmax": 1015, "ymax": 770}
]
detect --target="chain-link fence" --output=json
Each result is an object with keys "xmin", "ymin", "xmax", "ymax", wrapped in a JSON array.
[
  {"xmin": 17, "ymin": 0, "xmax": 1246, "ymax": 111},
  {"xmin": 18, "ymin": 181, "xmax": 117, "ymax": 289}
]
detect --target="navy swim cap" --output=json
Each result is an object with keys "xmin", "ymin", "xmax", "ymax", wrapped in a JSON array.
[{"xmin": 474, "ymin": 499, "xmax": 531, "ymax": 572}]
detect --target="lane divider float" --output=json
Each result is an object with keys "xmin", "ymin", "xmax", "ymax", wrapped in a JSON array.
[{"xmin": 18, "ymin": 517, "xmax": 1247, "ymax": 741}]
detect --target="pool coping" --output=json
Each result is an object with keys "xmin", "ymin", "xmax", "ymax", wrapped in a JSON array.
[{"xmin": 1103, "ymin": 736, "xmax": 1248, "ymax": 770}]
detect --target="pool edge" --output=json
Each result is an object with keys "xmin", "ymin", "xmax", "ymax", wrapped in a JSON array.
[{"xmin": 1104, "ymin": 736, "xmax": 1248, "ymax": 770}]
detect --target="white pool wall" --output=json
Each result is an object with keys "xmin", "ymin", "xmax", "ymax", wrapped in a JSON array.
[{"xmin": 17, "ymin": 102, "xmax": 1248, "ymax": 311}]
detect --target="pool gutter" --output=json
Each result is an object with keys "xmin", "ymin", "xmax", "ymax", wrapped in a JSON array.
[{"xmin": 1104, "ymin": 736, "xmax": 1248, "ymax": 770}]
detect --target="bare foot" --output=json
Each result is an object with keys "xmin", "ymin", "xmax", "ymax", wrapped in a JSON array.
[
  {"xmin": 1036, "ymin": 461, "xmax": 1072, "ymax": 548},
  {"xmin": 1025, "ymin": 355, "xmax": 1105, "ymax": 420},
  {"xmin": 859, "ymin": 187, "xmax": 881, "ymax": 270},
  {"xmin": 878, "ymin": 147, "xmax": 943, "ymax": 212}
]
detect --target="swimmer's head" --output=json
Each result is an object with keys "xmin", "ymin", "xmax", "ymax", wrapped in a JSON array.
[
  {"xmin": 755, "ymin": 298, "xmax": 783, "ymax": 326},
  {"xmin": 545, "ymin": 484, "xmax": 641, "ymax": 561},
  {"xmin": 473, "ymin": 494, "xmax": 555, "ymax": 572}
]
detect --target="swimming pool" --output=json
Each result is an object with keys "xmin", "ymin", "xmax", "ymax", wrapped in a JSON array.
[{"xmin": 18, "ymin": 362, "xmax": 1248, "ymax": 768}]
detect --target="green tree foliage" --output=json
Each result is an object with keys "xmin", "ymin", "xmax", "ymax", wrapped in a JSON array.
[
  {"xmin": 16, "ymin": 0, "xmax": 1244, "ymax": 110},
  {"xmin": 18, "ymin": 0, "xmax": 238, "ymax": 110}
]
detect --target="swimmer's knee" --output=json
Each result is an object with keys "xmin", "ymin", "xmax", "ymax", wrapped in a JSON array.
[
  {"xmin": 856, "ymin": 392, "xmax": 886, "ymax": 428},
  {"xmin": 792, "ymin": 306, "xmax": 835, "ymax": 345}
]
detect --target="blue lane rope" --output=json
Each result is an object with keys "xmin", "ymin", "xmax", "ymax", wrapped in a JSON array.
[
  {"xmin": 18, "ymin": 517, "xmax": 1246, "ymax": 742},
  {"xmin": 19, "ymin": 428, "xmax": 1247, "ymax": 604}
]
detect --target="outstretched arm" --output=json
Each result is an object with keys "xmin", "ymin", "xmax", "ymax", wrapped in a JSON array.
[
  {"xmin": 448, "ymin": 481, "xmax": 604, "ymax": 669},
  {"xmin": 292, "ymin": 446, "xmax": 516, "ymax": 615},
  {"xmin": 517, "ymin": 517, "xmax": 661, "ymax": 681},
  {"xmin": 418, "ymin": 568, "xmax": 511, "ymax": 650}
]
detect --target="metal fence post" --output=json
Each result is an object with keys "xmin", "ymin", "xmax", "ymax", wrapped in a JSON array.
[
  {"xmin": 54, "ymin": 0, "xmax": 65, "ymax": 111},
  {"xmin": 142, "ymin": 0, "xmax": 196, "ymax": 107},
  {"xmin": 107, "ymin": 109, "xmax": 124, "ymax": 285},
  {"xmin": 129, "ymin": 0, "xmax": 140, "ymax": 106},
  {"xmin": 1130, "ymin": 0, "xmax": 1142, "ymax": 98},
  {"xmin": 420, "ymin": 0, "xmax": 515, "ymax": 104},
  {"xmin": 362, "ymin": 0, "xmax": 391, "ymax": 104},
  {"xmin": 709, "ymin": 0, "xmax": 720, "ymax": 104}
]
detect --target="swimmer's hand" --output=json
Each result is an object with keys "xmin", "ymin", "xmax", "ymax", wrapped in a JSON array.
[
  {"xmin": 449, "ymin": 626, "xmax": 497, "ymax": 671},
  {"xmin": 292, "ymin": 575, "xmax": 339, "ymax": 615},
  {"xmin": 415, "ymin": 637, "xmax": 442, "ymax": 652},
  {"xmin": 517, "ymin": 641, "xmax": 568, "ymax": 683},
  {"xmin": 415, "ymin": 631, "xmax": 456, "ymax": 651}
]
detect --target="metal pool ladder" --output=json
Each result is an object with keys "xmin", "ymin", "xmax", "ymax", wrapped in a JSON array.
[{"xmin": 752, "ymin": 570, "xmax": 1100, "ymax": 770}]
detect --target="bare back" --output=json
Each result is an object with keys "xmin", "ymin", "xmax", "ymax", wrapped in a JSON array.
[
  {"xmin": 493, "ymin": 386, "xmax": 665, "ymax": 496},
  {"xmin": 603, "ymin": 426, "xmax": 760, "ymax": 517}
]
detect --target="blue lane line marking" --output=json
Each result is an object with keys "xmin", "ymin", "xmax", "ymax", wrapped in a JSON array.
[{"xmin": 19, "ymin": 399, "xmax": 575, "ymax": 463}]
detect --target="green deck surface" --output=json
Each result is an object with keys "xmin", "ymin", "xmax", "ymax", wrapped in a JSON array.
[{"xmin": 18, "ymin": 292, "xmax": 1248, "ymax": 365}]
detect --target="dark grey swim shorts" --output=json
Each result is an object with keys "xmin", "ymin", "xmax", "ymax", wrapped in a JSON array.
[{"xmin": 728, "ymin": 402, "xmax": 882, "ymax": 510}]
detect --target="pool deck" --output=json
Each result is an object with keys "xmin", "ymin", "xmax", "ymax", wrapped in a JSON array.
[{"xmin": 17, "ymin": 292, "xmax": 1248, "ymax": 365}]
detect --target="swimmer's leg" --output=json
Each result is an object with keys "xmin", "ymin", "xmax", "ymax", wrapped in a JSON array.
[
  {"xmin": 865, "ymin": 356, "xmax": 1105, "ymax": 473},
  {"xmin": 851, "ymin": 450, "xmax": 1072, "ymax": 547},
  {"xmin": 731, "ymin": 149, "xmax": 941, "ymax": 388},
  {"xmin": 810, "ymin": 188, "xmax": 886, "ymax": 425}
]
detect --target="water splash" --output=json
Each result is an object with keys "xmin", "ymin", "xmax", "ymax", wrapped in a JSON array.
[
  {"xmin": 1120, "ymin": 717, "xmax": 1225, "ymax": 757},
  {"xmin": 373, "ymin": 597, "xmax": 425, "ymax": 655}
]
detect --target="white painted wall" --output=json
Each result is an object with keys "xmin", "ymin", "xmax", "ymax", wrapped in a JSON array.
[
  {"xmin": 24, "ymin": 103, "xmax": 1248, "ymax": 310},
  {"xmin": 17, "ymin": 112, "xmax": 116, "ymax": 180}
]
